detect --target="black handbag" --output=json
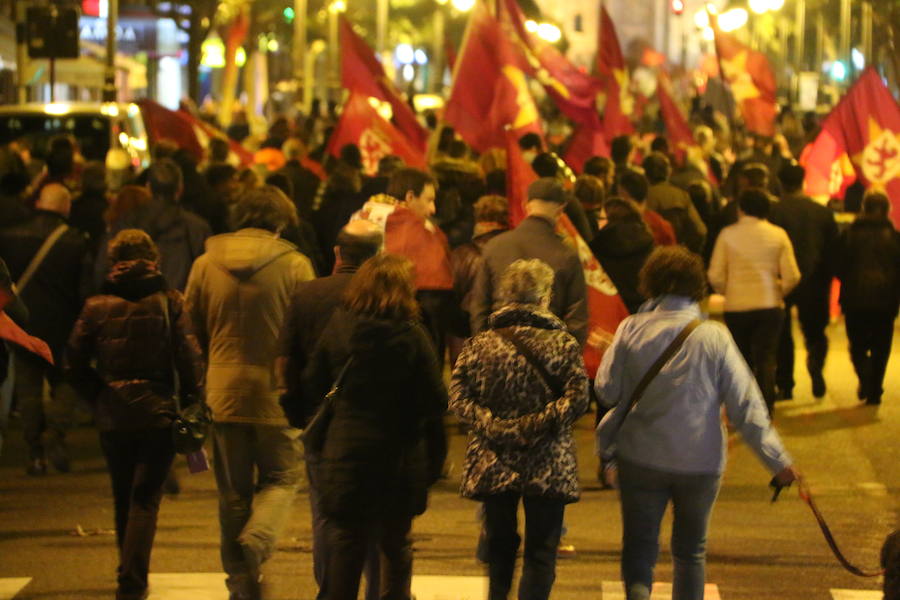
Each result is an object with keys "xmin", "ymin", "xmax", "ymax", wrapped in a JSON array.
[
  {"xmin": 301, "ymin": 357, "xmax": 353, "ymax": 454},
  {"xmin": 172, "ymin": 400, "xmax": 212, "ymax": 454},
  {"xmin": 158, "ymin": 292, "xmax": 212, "ymax": 455}
]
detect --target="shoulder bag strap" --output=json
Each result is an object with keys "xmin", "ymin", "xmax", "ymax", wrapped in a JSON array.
[
  {"xmin": 494, "ymin": 327, "xmax": 564, "ymax": 399},
  {"xmin": 619, "ymin": 318, "xmax": 702, "ymax": 423},
  {"xmin": 15, "ymin": 224, "xmax": 69, "ymax": 294}
]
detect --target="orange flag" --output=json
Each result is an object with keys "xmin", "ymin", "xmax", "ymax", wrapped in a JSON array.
[
  {"xmin": 712, "ymin": 24, "xmax": 777, "ymax": 136},
  {"xmin": 596, "ymin": 6, "xmax": 634, "ymax": 141},
  {"xmin": 506, "ymin": 131, "xmax": 629, "ymax": 376},
  {"xmin": 339, "ymin": 17, "xmax": 428, "ymax": 153},
  {"xmin": 327, "ymin": 93, "xmax": 427, "ymax": 175},
  {"xmin": 445, "ymin": 1, "xmax": 543, "ymax": 153},
  {"xmin": 800, "ymin": 67, "xmax": 900, "ymax": 226}
]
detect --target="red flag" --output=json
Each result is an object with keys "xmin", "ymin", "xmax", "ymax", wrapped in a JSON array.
[
  {"xmin": 137, "ymin": 100, "xmax": 252, "ymax": 166},
  {"xmin": 327, "ymin": 93, "xmax": 427, "ymax": 175},
  {"xmin": 506, "ymin": 129, "xmax": 629, "ymax": 376},
  {"xmin": 445, "ymin": 1, "xmax": 543, "ymax": 153},
  {"xmin": 712, "ymin": 25, "xmax": 777, "ymax": 136},
  {"xmin": 801, "ymin": 67, "xmax": 900, "ymax": 227},
  {"xmin": 506, "ymin": 130, "xmax": 537, "ymax": 227},
  {"xmin": 497, "ymin": 0, "xmax": 602, "ymax": 127},
  {"xmin": 340, "ymin": 17, "xmax": 428, "ymax": 153},
  {"xmin": 562, "ymin": 116, "xmax": 610, "ymax": 174},
  {"xmin": 596, "ymin": 7, "xmax": 634, "ymax": 141},
  {"xmin": 657, "ymin": 71, "xmax": 695, "ymax": 162}
]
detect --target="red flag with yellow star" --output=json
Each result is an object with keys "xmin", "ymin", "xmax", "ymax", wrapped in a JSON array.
[
  {"xmin": 339, "ymin": 17, "xmax": 428, "ymax": 153},
  {"xmin": 446, "ymin": 1, "xmax": 543, "ymax": 153},
  {"xmin": 800, "ymin": 67, "xmax": 900, "ymax": 226},
  {"xmin": 327, "ymin": 92, "xmax": 427, "ymax": 176},
  {"xmin": 596, "ymin": 6, "xmax": 634, "ymax": 141},
  {"xmin": 497, "ymin": 0, "xmax": 603, "ymax": 127},
  {"xmin": 713, "ymin": 26, "xmax": 777, "ymax": 136}
]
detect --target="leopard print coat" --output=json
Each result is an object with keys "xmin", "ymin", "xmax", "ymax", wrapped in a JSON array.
[{"xmin": 449, "ymin": 304, "xmax": 590, "ymax": 503}]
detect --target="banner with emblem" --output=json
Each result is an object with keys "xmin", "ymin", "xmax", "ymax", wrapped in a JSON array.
[
  {"xmin": 327, "ymin": 92, "xmax": 427, "ymax": 176},
  {"xmin": 712, "ymin": 22, "xmax": 777, "ymax": 137},
  {"xmin": 505, "ymin": 132, "xmax": 629, "ymax": 377},
  {"xmin": 800, "ymin": 67, "xmax": 900, "ymax": 226},
  {"xmin": 445, "ymin": 0, "xmax": 543, "ymax": 153}
]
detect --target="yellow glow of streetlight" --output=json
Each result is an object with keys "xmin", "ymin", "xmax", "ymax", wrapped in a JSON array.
[
  {"xmin": 329, "ymin": 0, "xmax": 346, "ymax": 13},
  {"xmin": 701, "ymin": 26, "xmax": 715, "ymax": 41},
  {"xmin": 536, "ymin": 22, "xmax": 562, "ymax": 43},
  {"xmin": 436, "ymin": 0, "xmax": 449, "ymax": 4},
  {"xmin": 718, "ymin": 8, "xmax": 748, "ymax": 32},
  {"xmin": 451, "ymin": 0, "xmax": 475, "ymax": 12},
  {"xmin": 694, "ymin": 9, "xmax": 709, "ymax": 29},
  {"xmin": 525, "ymin": 19, "xmax": 538, "ymax": 33},
  {"xmin": 768, "ymin": 0, "xmax": 785, "ymax": 9},
  {"xmin": 749, "ymin": 0, "xmax": 769, "ymax": 14}
]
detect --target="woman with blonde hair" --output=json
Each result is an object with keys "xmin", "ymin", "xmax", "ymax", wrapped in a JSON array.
[{"xmin": 302, "ymin": 253, "xmax": 448, "ymax": 600}]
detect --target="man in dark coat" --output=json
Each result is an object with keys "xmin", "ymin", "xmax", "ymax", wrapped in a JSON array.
[
  {"xmin": 278, "ymin": 219, "xmax": 383, "ymax": 600},
  {"xmin": 94, "ymin": 159, "xmax": 211, "ymax": 292},
  {"xmin": 0, "ymin": 183, "xmax": 89, "ymax": 474},
  {"xmin": 643, "ymin": 152, "xmax": 707, "ymax": 254},
  {"xmin": 770, "ymin": 165, "xmax": 838, "ymax": 399},
  {"xmin": 835, "ymin": 192, "xmax": 900, "ymax": 406},
  {"xmin": 471, "ymin": 178, "xmax": 588, "ymax": 345},
  {"xmin": 279, "ymin": 138, "xmax": 322, "ymax": 223}
]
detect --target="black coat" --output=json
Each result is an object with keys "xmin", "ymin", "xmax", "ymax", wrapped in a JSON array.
[
  {"xmin": 589, "ymin": 221, "xmax": 654, "ymax": 314},
  {"xmin": 769, "ymin": 193, "xmax": 838, "ymax": 302},
  {"xmin": 0, "ymin": 210, "xmax": 90, "ymax": 355},
  {"xmin": 835, "ymin": 217, "xmax": 900, "ymax": 314},
  {"xmin": 95, "ymin": 198, "xmax": 212, "ymax": 292},
  {"xmin": 302, "ymin": 309, "xmax": 448, "ymax": 521},
  {"xmin": 278, "ymin": 266, "xmax": 356, "ymax": 426}
]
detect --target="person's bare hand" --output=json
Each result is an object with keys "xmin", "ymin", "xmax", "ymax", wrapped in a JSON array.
[{"xmin": 774, "ymin": 465, "xmax": 801, "ymax": 486}]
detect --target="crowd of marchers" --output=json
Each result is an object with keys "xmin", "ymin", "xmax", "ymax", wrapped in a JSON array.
[{"xmin": 0, "ymin": 107, "xmax": 898, "ymax": 600}]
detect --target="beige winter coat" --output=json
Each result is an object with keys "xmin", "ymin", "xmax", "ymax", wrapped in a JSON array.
[{"xmin": 185, "ymin": 229, "xmax": 314, "ymax": 425}]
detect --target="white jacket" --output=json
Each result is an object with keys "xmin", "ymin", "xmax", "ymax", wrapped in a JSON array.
[{"xmin": 708, "ymin": 216, "xmax": 801, "ymax": 312}]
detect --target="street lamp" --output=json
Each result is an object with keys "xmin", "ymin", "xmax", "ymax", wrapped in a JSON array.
[
  {"xmin": 451, "ymin": 0, "xmax": 475, "ymax": 12},
  {"xmin": 328, "ymin": 0, "xmax": 346, "ymax": 101}
]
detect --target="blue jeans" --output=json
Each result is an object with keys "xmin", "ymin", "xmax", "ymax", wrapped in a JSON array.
[{"xmin": 618, "ymin": 460, "xmax": 721, "ymax": 600}]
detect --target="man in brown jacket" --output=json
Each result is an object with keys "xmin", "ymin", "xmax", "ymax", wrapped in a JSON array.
[{"xmin": 185, "ymin": 186, "xmax": 315, "ymax": 600}]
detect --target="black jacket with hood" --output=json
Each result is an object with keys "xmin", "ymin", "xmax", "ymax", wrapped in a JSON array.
[{"xmin": 589, "ymin": 221, "xmax": 655, "ymax": 314}]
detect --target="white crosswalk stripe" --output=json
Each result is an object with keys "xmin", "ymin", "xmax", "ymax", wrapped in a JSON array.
[
  {"xmin": 144, "ymin": 573, "xmax": 488, "ymax": 600},
  {"xmin": 412, "ymin": 575, "xmax": 488, "ymax": 600},
  {"xmin": 602, "ymin": 581, "xmax": 721, "ymax": 599},
  {"xmin": 830, "ymin": 590, "xmax": 882, "ymax": 600},
  {"xmin": 0, "ymin": 578, "xmax": 31, "ymax": 600},
  {"xmin": 147, "ymin": 573, "xmax": 227, "ymax": 600}
]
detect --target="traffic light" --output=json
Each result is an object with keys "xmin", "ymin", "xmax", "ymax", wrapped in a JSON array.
[
  {"xmin": 283, "ymin": 6, "xmax": 295, "ymax": 23},
  {"xmin": 671, "ymin": 0, "xmax": 685, "ymax": 15}
]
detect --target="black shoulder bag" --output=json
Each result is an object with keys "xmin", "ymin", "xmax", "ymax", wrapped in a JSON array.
[{"xmin": 301, "ymin": 357, "xmax": 353, "ymax": 454}]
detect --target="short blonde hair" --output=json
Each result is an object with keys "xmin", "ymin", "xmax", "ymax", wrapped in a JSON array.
[{"xmin": 498, "ymin": 259, "xmax": 553, "ymax": 306}]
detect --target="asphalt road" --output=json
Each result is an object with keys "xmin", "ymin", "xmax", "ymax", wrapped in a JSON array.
[{"xmin": 1, "ymin": 318, "xmax": 898, "ymax": 599}]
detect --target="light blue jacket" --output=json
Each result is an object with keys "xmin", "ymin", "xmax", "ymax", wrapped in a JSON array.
[{"xmin": 594, "ymin": 295, "xmax": 792, "ymax": 475}]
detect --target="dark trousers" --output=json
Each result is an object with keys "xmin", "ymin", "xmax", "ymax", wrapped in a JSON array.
[
  {"xmin": 724, "ymin": 308, "xmax": 785, "ymax": 415},
  {"xmin": 417, "ymin": 290, "xmax": 455, "ymax": 370},
  {"xmin": 776, "ymin": 296, "xmax": 830, "ymax": 394},
  {"xmin": 483, "ymin": 492, "xmax": 565, "ymax": 600},
  {"xmin": 844, "ymin": 309, "xmax": 897, "ymax": 403},
  {"xmin": 99, "ymin": 428, "xmax": 175, "ymax": 600},
  {"xmin": 306, "ymin": 454, "xmax": 380, "ymax": 600},
  {"xmin": 14, "ymin": 350, "xmax": 76, "ymax": 461},
  {"xmin": 324, "ymin": 513, "xmax": 414, "ymax": 600}
]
